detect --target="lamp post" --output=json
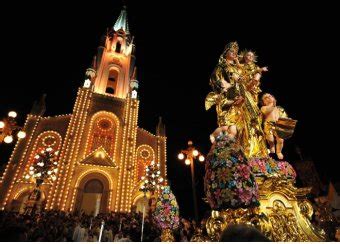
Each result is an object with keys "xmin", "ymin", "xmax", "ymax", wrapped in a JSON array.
[
  {"xmin": 0, "ymin": 111, "xmax": 26, "ymax": 144},
  {"xmin": 178, "ymin": 141, "xmax": 205, "ymax": 222}
]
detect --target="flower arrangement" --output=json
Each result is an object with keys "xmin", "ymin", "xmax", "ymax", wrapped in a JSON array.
[
  {"xmin": 248, "ymin": 157, "xmax": 296, "ymax": 180},
  {"xmin": 204, "ymin": 132, "xmax": 259, "ymax": 210},
  {"xmin": 153, "ymin": 186, "xmax": 180, "ymax": 230}
]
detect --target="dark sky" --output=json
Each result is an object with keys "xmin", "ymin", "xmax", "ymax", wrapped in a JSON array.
[{"xmin": 0, "ymin": 1, "xmax": 338, "ymax": 219}]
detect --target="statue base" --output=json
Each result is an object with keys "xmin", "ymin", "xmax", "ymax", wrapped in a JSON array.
[
  {"xmin": 160, "ymin": 229, "xmax": 175, "ymax": 242},
  {"xmin": 206, "ymin": 176, "xmax": 326, "ymax": 241}
]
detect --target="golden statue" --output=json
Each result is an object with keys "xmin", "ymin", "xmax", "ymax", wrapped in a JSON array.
[
  {"xmin": 260, "ymin": 93, "xmax": 297, "ymax": 160},
  {"xmin": 206, "ymin": 41, "xmax": 267, "ymax": 158},
  {"xmin": 237, "ymin": 50, "xmax": 268, "ymax": 103},
  {"xmin": 204, "ymin": 42, "xmax": 325, "ymax": 241}
]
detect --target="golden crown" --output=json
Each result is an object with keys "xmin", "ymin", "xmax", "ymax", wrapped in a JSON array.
[{"xmin": 224, "ymin": 41, "xmax": 239, "ymax": 53}]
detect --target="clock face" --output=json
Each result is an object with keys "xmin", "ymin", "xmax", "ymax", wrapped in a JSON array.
[
  {"xmin": 84, "ymin": 79, "xmax": 91, "ymax": 88},
  {"xmin": 132, "ymin": 90, "xmax": 137, "ymax": 99}
]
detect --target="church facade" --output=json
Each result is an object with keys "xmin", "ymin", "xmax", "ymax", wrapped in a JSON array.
[{"xmin": 0, "ymin": 8, "xmax": 167, "ymax": 214}]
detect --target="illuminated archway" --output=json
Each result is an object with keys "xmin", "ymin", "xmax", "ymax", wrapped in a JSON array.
[{"xmin": 71, "ymin": 169, "xmax": 113, "ymax": 213}]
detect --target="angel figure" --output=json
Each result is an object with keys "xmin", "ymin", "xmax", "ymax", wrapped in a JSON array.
[{"xmin": 261, "ymin": 93, "xmax": 297, "ymax": 160}]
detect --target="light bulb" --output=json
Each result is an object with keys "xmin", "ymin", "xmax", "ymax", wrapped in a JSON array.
[
  {"xmin": 178, "ymin": 153, "xmax": 184, "ymax": 160},
  {"xmin": 34, "ymin": 155, "xmax": 40, "ymax": 159},
  {"xmin": 8, "ymin": 111, "xmax": 17, "ymax": 118},
  {"xmin": 53, "ymin": 168, "xmax": 58, "ymax": 173},
  {"xmin": 17, "ymin": 131, "xmax": 26, "ymax": 139},
  {"xmin": 46, "ymin": 147, "xmax": 52, "ymax": 152},
  {"xmin": 47, "ymin": 171, "xmax": 52, "ymax": 175},
  {"xmin": 185, "ymin": 159, "xmax": 191, "ymax": 165},
  {"xmin": 29, "ymin": 166, "xmax": 34, "ymax": 170},
  {"xmin": 193, "ymin": 150, "xmax": 199, "ymax": 157},
  {"xmin": 199, "ymin": 155, "xmax": 205, "ymax": 162},
  {"xmin": 25, "ymin": 174, "xmax": 30, "ymax": 179},
  {"xmin": 37, "ymin": 173, "xmax": 41, "ymax": 177},
  {"xmin": 29, "ymin": 171, "xmax": 34, "ymax": 175},
  {"xmin": 4, "ymin": 135, "xmax": 13, "ymax": 144},
  {"xmin": 0, "ymin": 121, "xmax": 5, "ymax": 129}
]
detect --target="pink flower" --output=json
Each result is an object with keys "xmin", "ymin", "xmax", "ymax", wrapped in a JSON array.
[
  {"xmin": 164, "ymin": 208, "xmax": 170, "ymax": 215},
  {"xmin": 214, "ymin": 189, "xmax": 221, "ymax": 199},
  {"xmin": 238, "ymin": 188, "xmax": 253, "ymax": 205},
  {"xmin": 257, "ymin": 160, "xmax": 267, "ymax": 173},
  {"xmin": 278, "ymin": 162, "xmax": 288, "ymax": 175},
  {"xmin": 236, "ymin": 164, "xmax": 251, "ymax": 179}
]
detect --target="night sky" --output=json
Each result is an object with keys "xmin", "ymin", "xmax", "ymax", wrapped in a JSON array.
[{"xmin": 0, "ymin": 1, "xmax": 338, "ymax": 220}]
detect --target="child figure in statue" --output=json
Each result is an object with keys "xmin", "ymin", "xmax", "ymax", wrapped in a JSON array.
[
  {"xmin": 261, "ymin": 93, "xmax": 288, "ymax": 160},
  {"xmin": 238, "ymin": 50, "xmax": 268, "ymax": 103},
  {"xmin": 210, "ymin": 126, "xmax": 234, "ymax": 144}
]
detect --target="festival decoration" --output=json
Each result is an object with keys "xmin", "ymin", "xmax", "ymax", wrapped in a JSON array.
[
  {"xmin": 204, "ymin": 132, "xmax": 259, "ymax": 210},
  {"xmin": 140, "ymin": 161, "xmax": 164, "ymax": 194},
  {"xmin": 153, "ymin": 186, "xmax": 180, "ymax": 231},
  {"xmin": 24, "ymin": 147, "xmax": 59, "ymax": 185}
]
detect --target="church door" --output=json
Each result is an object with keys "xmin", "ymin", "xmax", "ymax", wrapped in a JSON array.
[{"xmin": 80, "ymin": 179, "xmax": 104, "ymax": 216}]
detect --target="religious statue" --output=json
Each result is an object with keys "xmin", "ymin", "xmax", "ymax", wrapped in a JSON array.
[
  {"xmin": 260, "ymin": 93, "xmax": 296, "ymax": 159},
  {"xmin": 204, "ymin": 41, "xmax": 324, "ymax": 242},
  {"xmin": 206, "ymin": 41, "xmax": 244, "ymax": 139},
  {"xmin": 206, "ymin": 41, "xmax": 267, "ymax": 158}
]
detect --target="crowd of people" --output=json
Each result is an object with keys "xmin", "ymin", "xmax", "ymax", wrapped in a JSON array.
[
  {"xmin": 0, "ymin": 205, "xmax": 339, "ymax": 241},
  {"xmin": 0, "ymin": 210, "xmax": 203, "ymax": 242}
]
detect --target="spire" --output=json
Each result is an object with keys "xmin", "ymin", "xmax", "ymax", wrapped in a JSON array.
[
  {"xmin": 30, "ymin": 94, "xmax": 46, "ymax": 116},
  {"xmin": 156, "ymin": 117, "xmax": 166, "ymax": 137},
  {"xmin": 113, "ymin": 6, "xmax": 130, "ymax": 34}
]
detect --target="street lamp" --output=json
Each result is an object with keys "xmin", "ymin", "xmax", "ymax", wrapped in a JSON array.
[
  {"xmin": 178, "ymin": 140, "xmax": 205, "ymax": 222},
  {"xmin": 0, "ymin": 111, "xmax": 26, "ymax": 144}
]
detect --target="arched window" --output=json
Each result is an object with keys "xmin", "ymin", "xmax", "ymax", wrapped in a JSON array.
[
  {"xmin": 115, "ymin": 42, "xmax": 121, "ymax": 53},
  {"xmin": 106, "ymin": 69, "xmax": 119, "ymax": 95},
  {"xmin": 136, "ymin": 145, "xmax": 155, "ymax": 181},
  {"xmin": 87, "ymin": 115, "xmax": 117, "ymax": 157},
  {"xmin": 105, "ymin": 87, "xmax": 115, "ymax": 94}
]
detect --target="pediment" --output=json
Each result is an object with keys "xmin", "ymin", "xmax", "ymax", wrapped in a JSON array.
[{"xmin": 79, "ymin": 147, "xmax": 117, "ymax": 168}]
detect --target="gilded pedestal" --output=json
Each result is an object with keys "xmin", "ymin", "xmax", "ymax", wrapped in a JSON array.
[{"xmin": 206, "ymin": 176, "xmax": 326, "ymax": 241}]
